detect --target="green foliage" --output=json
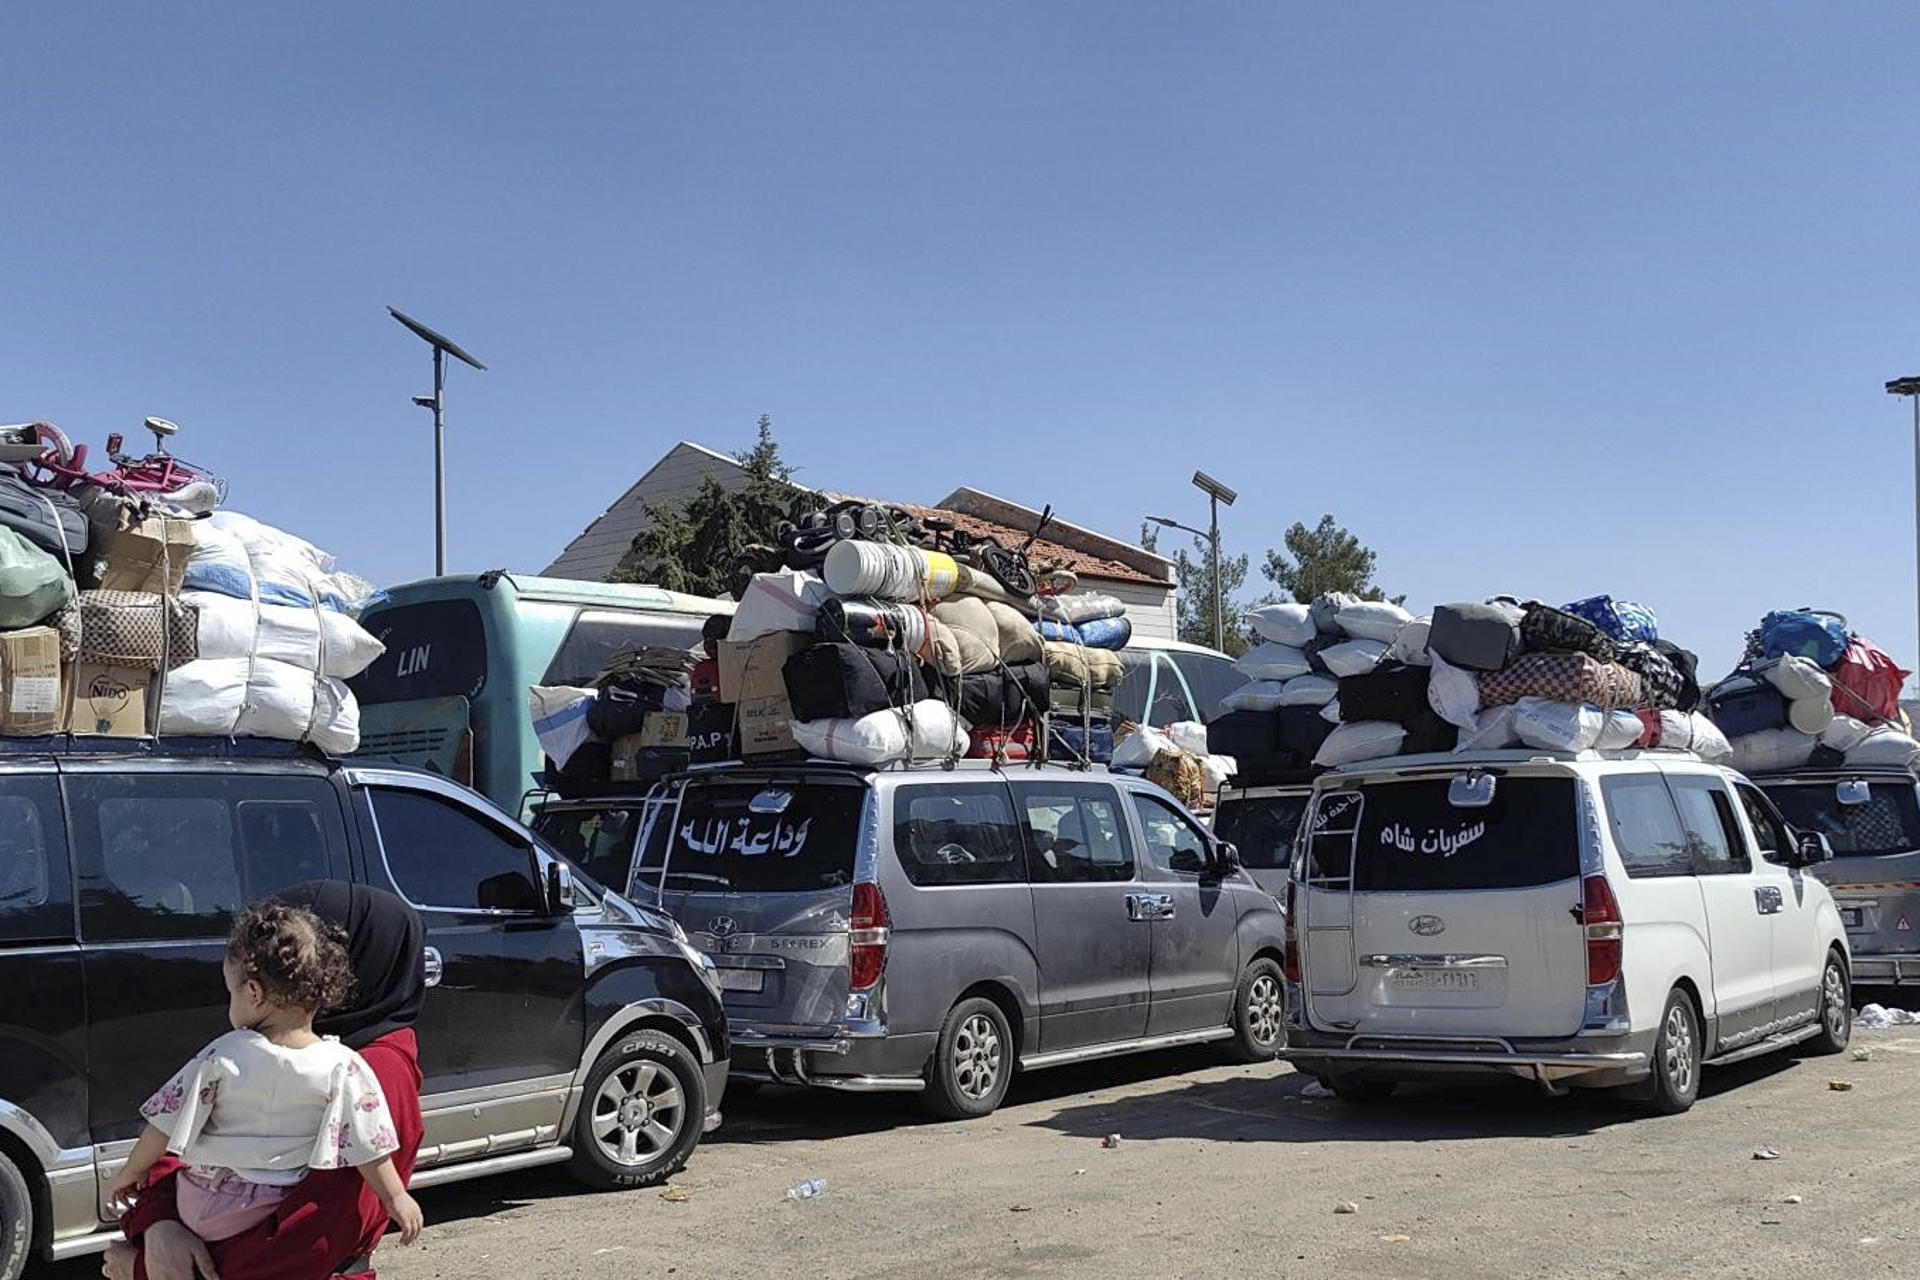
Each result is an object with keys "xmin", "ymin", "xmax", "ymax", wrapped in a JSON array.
[
  {"xmin": 1261, "ymin": 514, "xmax": 1402, "ymax": 605},
  {"xmin": 1142, "ymin": 523, "xmax": 1267, "ymax": 657},
  {"xmin": 609, "ymin": 416, "xmax": 816, "ymax": 595}
]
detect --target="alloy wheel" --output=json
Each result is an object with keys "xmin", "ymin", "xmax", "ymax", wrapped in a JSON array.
[
  {"xmin": 1247, "ymin": 973, "xmax": 1284, "ymax": 1047},
  {"xmin": 1664, "ymin": 1002, "xmax": 1696, "ymax": 1096},
  {"xmin": 952, "ymin": 1013, "xmax": 1004, "ymax": 1100},
  {"xmin": 590, "ymin": 1060, "xmax": 687, "ymax": 1166},
  {"xmin": 1823, "ymin": 961, "xmax": 1850, "ymax": 1043}
]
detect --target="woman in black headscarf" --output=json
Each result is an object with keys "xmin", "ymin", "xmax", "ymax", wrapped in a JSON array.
[{"xmin": 111, "ymin": 884, "xmax": 428, "ymax": 1280}]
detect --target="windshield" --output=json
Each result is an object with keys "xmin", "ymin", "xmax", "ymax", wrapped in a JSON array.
[
  {"xmin": 531, "ymin": 804, "xmax": 647, "ymax": 893},
  {"xmin": 1213, "ymin": 792, "xmax": 1310, "ymax": 871},
  {"xmin": 1765, "ymin": 780, "xmax": 1920, "ymax": 857},
  {"xmin": 1308, "ymin": 776, "xmax": 1579, "ymax": 892},
  {"xmin": 644, "ymin": 780, "xmax": 866, "ymax": 893}
]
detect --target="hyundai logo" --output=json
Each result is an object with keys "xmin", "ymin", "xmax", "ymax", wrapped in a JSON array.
[
  {"xmin": 707, "ymin": 916, "xmax": 739, "ymax": 939},
  {"xmin": 1408, "ymin": 915, "xmax": 1446, "ymax": 937}
]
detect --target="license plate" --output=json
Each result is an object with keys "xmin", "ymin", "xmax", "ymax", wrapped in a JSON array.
[
  {"xmin": 717, "ymin": 968, "xmax": 765, "ymax": 993},
  {"xmin": 1387, "ymin": 969, "xmax": 1479, "ymax": 993},
  {"xmin": 1842, "ymin": 907, "xmax": 1865, "ymax": 929}
]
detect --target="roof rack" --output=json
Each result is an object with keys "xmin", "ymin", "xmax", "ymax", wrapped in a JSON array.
[
  {"xmin": 0, "ymin": 734, "xmax": 325, "ymax": 761},
  {"xmin": 526, "ymin": 753, "xmax": 1119, "ymax": 804}
]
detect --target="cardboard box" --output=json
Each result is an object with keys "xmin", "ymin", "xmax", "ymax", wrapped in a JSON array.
[
  {"xmin": 610, "ymin": 713, "xmax": 692, "ymax": 779},
  {"xmin": 0, "ymin": 628, "xmax": 63, "ymax": 736},
  {"xmin": 737, "ymin": 693, "xmax": 797, "ymax": 756},
  {"xmin": 93, "ymin": 511, "xmax": 194, "ymax": 596},
  {"xmin": 67, "ymin": 661, "xmax": 151, "ymax": 737},
  {"xmin": 718, "ymin": 631, "xmax": 810, "ymax": 705}
]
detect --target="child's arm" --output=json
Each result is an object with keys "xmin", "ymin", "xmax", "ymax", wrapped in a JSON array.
[
  {"xmin": 106, "ymin": 1124, "xmax": 172, "ymax": 1211},
  {"xmin": 357, "ymin": 1154, "xmax": 423, "ymax": 1245}
]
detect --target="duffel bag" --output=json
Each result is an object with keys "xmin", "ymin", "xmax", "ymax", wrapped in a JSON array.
[
  {"xmin": 586, "ymin": 680, "xmax": 669, "ymax": 739},
  {"xmin": 1145, "ymin": 749, "xmax": 1207, "ymax": 809},
  {"xmin": 968, "ymin": 720, "xmax": 1038, "ymax": 761},
  {"xmin": 953, "ymin": 662, "xmax": 1049, "ymax": 728},
  {"xmin": 1044, "ymin": 641, "xmax": 1122, "ymax": 689},
  {"xmin": 1277, "ymin": 704, "xmax": 1336, "ymax": 767},
  {"xmin": 1758, "ymin": 609, "xmax": 1850, "ymax": 669},
  {"xmin": 1477, "ymin": 651, "xmax": 1643, "ymax": 709},
  {"xmin": 1706, "ymin": 677, "xmax": 1789, "ymax": 738},
  {"xmin": 1049, "ymin": 681, "xmax": 1115, "ymax": 720},
  {"xmin": 54, "ymin": 589, "xmax": 198, "ymax": 670},
  {"xmin": 1207, "ymin": 709, "xmax": 1278, "ymax": 759},
  {"xmin": 1428, "ymin": 602, "xmax": 1523, "ymax": 672},
  {"xmin": 782, "ymin": 642, "xmax": 935, "ymax": 722},
  {"xmin": 1336, "ymin": 661, "xmax": 1431, "ymax": 726},
  {"xmin": 1829, "ymin": 637, "xmax": 1910, "ymax": 724},
  {"xmin": 0, "ymin": 471, "xmax": 88, "ymax": 564},
  {"xmin": 1520, "ymin": 602, "xmax": 1616, "ymax": 662},
  {"xmin": 1616, "ymin": 642, "xmax": 1685, "ymax": 710},
  {"xmin": 1564, "ymin": 595, "xmax": 1659, "ymax": 645},
  {"xmin": 1655, "ymin": 640, "xmax": 1703, "ymax": 713},
  {"xmin": 1399, "ymin": 704, "xmax": 1459, "ymax": 755},
  {"xmin": 1049, "ymin": 718, "xmax": 1115, "ymax": 766},
  {"xmin": 0, "ymin": 526, "xmax": 74, "ymax": 629}
]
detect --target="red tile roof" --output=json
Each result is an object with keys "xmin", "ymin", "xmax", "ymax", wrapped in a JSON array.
[{"xmin": 818, "ymin": 492, "xmax": 1166, "ymax": 587}]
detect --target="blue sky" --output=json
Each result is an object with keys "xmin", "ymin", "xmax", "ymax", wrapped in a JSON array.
[{"xmin": 5, "ymin": 3, "xmax": 1918, "ymax": 681}]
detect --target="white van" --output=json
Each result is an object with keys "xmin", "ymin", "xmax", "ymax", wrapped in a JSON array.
[{"xmin": 1281, "ymin": 749, "xmax": 1852, "ymax": 1113}]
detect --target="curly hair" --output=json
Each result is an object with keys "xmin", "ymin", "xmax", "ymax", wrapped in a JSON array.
[{"xmin": 226, "ymin": 902, "xmax": 355, "ymax": 1014}]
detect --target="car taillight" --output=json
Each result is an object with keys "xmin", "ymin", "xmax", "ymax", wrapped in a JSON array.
[
  {"xmin": 1583, "ymin": 874, "xmax": 1623, "ymax": 986},
  {"xmin": 452, "ymin": 729, "xmax": 475, "ymax": 788},
  {"xmin": 850, "ymin": 881, "xmax": 889, "ymax": 991},
  {"xmin": 1281, "ymin": 879, "xmax": 1301, "ymax": 984}
]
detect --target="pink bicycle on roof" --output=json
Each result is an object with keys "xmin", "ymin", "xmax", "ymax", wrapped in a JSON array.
[{"xmin": 8, "ymin": 417, "xmax": 228, "ymax": 512}]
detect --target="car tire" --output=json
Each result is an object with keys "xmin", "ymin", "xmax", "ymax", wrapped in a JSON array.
[
  {"xmin": 0, "ymin": 1147, "xmax": 31, "ymax": 1280},
  {"xmin": 923, "ymin": 997, "xmax": 1013, "ymax": 1120},
  {"xmin": 1807, "ymin": 950, "xmax": 1852, "ymax": 1056},
  {"xmin": 568, "ymin": 1029, "xmax": 707, "ymax": 1190},
  {"xmin": 1227, "ymin": 958, "xmax": 1286, "ymax": 1063},
  {"xmin": 1642, "ymin": 989, "xmax": 1702, "ymax": 1116}
]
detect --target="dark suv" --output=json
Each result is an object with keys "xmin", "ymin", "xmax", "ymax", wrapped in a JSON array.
[{"xmin": 0, "ymin": 738, "xmax": 729, "ymax": 1279}]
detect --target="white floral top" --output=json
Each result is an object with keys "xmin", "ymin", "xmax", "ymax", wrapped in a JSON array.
[{"xmin": 140, "ymin": 1030, "xmax": 399, "ymax": 1187}]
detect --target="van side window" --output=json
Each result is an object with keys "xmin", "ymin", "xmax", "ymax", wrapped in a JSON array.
[
  {"xmin": 893, "ymin": 785, "xmax": 1025, "ymax": 887},
  {"xmin": 1735, "ymin": 784, "xmax": 1792, "ymax": 865},
  {"xmin": 0, "ymin": 776, "xmax": 69, "ymax": 943},
  {"xmin": 1132, "ymin": 793, "xmax": 1212, "ymax": 877},
  {"xmin": 371, "ymin": 788, "xmax": 545, "ymax": 913},
  {"xmin": 1670, "ymin": 778, "xmax": 1750, "ymax": 875},
  {"xmin": 1015, "ymin": 784, "xmax": 1134, "ymax": 884},
  {"xmin": 1600, "ymin": 776, "xmax": 1691, "ymax": 879},
  {"xmin": 72, "ymin": 774, "xmax": 349, "ymax": 942}
]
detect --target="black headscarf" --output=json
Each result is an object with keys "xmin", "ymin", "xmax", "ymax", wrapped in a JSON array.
[{"xmin": 277, "ymin": 881, "xmax": 426, "ymax": 1050}]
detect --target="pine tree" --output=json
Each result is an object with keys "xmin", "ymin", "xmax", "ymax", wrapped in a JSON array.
[
  {"xmin": 1261, "ymin": 515, "xmax": 1402, "ymax": 605},
  {"xmin": 1143, "ymin": 524, "xmax": 1265, "ymax": 656}
]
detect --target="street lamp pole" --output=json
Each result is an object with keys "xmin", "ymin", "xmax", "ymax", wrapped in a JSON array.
[
  {"xmin": 1147, "ymin": 470, "xmax": 1237, "ymax": 653},
  {"xmin": 390, "ymin": 307, "xmax": 488, "ymax": 577},
  {"xmin": 1886, "ymin": 376, "xmax": 1920, "ymax": 689}
]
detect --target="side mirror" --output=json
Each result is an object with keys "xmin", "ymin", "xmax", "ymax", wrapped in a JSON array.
[
  {"xmin": 546, "ymin": 859, "xmax": 580, "ymax": 914},
  {"xmin": 1215, "ymin": 841, "xmax": 1241, "ymax": 875},
  {"xmin": 1795, "ymin": 831, "xmax": 1834, "ymax": 867}
]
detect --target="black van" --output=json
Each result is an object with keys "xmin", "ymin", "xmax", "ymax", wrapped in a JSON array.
[{"xmin": 0, "ymin": 738, "xmax": 729, "ymax": 1279}]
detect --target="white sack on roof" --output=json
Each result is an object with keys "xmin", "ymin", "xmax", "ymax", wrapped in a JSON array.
[
  {"xmin": 1334, "ymin": 599, "xmax": 1413, "ymax": 644},
  {"xmin": 1319, "ymin": 639, "xmax": 1388, "ymax": 679},
  {"xmin": 1236, "ymin": 642, "xmax": 1310, "ymax": 682},
  {"xmin": 1244, "ymin": 603, "xmax": 1316, "ymax": 648},
  {"xmin": 158, "ymin": 657, "xmax": 360, "ymax": 755}
]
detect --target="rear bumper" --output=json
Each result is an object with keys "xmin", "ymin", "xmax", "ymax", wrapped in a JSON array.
[
  {"xmin": 1848, "ymin": 952, "xmax": 1920, "ymax": 985},
  {"xmin": 1284, "ymin": 1029, "xmax": 1653, "ymax": 1085},
  {"xmin": 727, "ymin": 1028, "xmax": 932, "ymax": 1092}
]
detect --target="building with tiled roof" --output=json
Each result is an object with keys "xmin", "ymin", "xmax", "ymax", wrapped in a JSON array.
[{"xmin": 543, "ymin": 442, "xmax": 1180, "ymax": 640}]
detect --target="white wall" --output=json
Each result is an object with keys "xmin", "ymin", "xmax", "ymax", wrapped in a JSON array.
[
  {"xmin": 544, "ymin": 444, "xmax": 747, "ymax": 580},
  {"xmin": 1096, "ymin": 577, "xmax": 1179, "ymax": 642}
]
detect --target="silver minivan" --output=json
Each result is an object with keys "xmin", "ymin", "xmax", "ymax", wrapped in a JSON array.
[
  {"xmin": 1758, "ymin": 765, "xmax": 1920, "ymax": 986},
  {"xmin": 534, "ymin": 761, "xmax": 1287, "ymax": 1118}
]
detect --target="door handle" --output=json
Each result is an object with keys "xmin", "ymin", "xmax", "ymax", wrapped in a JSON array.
[
  {"xmin": 1127, "ymin": 894, "xmax": 1175, "ymax": 921},
  {"xmin": 1152, "ymin": 893, "xmax": 1176, "ymax": 920},
  {"xmin": 1754, "ymin": 887, "xmax": 1783, "ymax": 916},
  {"xmin": 422, "ymin": 946, "xmax": 443, "ymax": 987}
]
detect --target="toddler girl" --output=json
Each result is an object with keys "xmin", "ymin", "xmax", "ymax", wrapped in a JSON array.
[{"xmin": 107, "ymin": 902, "xmax": 424, "ymax": 1244}]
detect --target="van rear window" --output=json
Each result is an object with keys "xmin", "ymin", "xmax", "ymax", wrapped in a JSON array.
[
  {"xmin": 1213, "ymin": 793, "xmax": 1309, "ymax": 871},
  {"xmin": 1765, "ymin": 781, "xmax": 1920, "ymax": 857},
  {"xmin": 1326, "ymin": 777, "xmax": 1579, "ymax": 892},
  {"xmin": 353, "ymin": 600, "xmax": 487, "ymax": 705},
  {"xmin": 656, "ymin": 782, "xmax": 864, "ymax": 893}
]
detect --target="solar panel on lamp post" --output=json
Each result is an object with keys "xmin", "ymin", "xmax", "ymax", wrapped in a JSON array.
[{"xmin": 390, "ymin": 307, "xmax": 487, "ymax": 577}]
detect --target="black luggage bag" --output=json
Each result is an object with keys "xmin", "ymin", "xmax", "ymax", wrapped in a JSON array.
[
  {"xmin": 1337, "ymin": 662, "xmax": 1431, "ymax": 726},
  {"xmin": 954, "ymin": 662, "xmax": 1049, "ymax": 728},
  {"xmin": 1429, "ymin": 603, "xmax": 1522, "ymax": 672},
  {"xmin": 0, "ymin": 471, "xmax": 88, "ymax": 562},
  {"xmin": 783, "ymin": 642, "xmax": 936, "ymax": 722}
]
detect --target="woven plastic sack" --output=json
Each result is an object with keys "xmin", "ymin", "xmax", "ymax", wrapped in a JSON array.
[
  {"xmin": 1829, "ymin": 638, "xmax": 1910, "ymax": 725},
  {"xmin": 1333, "ymin": 599, "xmax": 1413, "ymax": 644},
  {"xmin": 1236, "ymin": 642, "xmax": 1311, "ymax": 682},
  {"xmin": 1563, "ymin": 595, "xmax": 1659, "ymax": 646},
  {"xmin": 1513, "ymin": 699, "xmax": 1605, "ymax": 752},
  {"xmin": 0, "ymin": 526, "xmax": 73, "ymax": 629},
  {"xmin": 1276, "ymin": 673, "xmax": 1338, "ymax": 707},
  {"xmin": 1847, "ymin": 728, "xmax": 1920, "ymax": 769},
  {"xmin": 1454, "ymin": 704, "xmax": 1519, "ymax": 752},
  {"xmin": 1314, "ymin": 721, "xmax": 1407, "ymax": 768},
  {"xmin": 1731, "ymin": 727, "xmax": 1818, "ymax": 775},
  {"xmin": 1385, "ymin": 617, "xmax": 1432, "ymax": 667},
  {"xmin": 1244, "ymin": 603, "xmax": 1315, "ymax": 647},
  {"xmin": 789, "ymin": 698, "xmax": 966, "ymax": 765},
  {"xmin": 1319, "ymin": 638, "xmax": 1389, "ymax": 679}
]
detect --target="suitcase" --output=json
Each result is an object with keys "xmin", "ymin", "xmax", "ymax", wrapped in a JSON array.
[
  {"xmin": 782, "ymin": 642, "xmax": 935, "ymax": 722},
  {"xmin": 1428, "ymin": 603, "xmax": 1522, "ymax": 672},
  {"xmin": 0, "ymin": 471, "xmax": 88, "ymax": 563},
  {"xmin": 1048, "ymin": 718, "xmax": 1114, "ymax": 766},
  {"xmin": 968, "ymin": 720, "xmax": 1038, "ymax": 760},
  {"xmin": 687, "ymin": 701, "xmax": 737, "ymax": 764},
  {"xmin": 953, "ymin": 662, "xmax": 1049, "ymax": 728},
  {"xmin": 1706, "ymin": 678, "xmax": 1789, "ymax": 738},
  {"xmin": 1336, "ymin": 662, "xmax": 1431, "ymax": 726},
  {"xmin": 1477, "ymin": 652, "xmax": 1644, "ymax": 710}
]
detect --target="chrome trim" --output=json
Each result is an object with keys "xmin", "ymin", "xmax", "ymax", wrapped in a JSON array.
[
  {"xmin": 1019, "ymin": 1026, "xmax": 1233, "ymax": 1071},
  {"xmin": 1284, "ymin": 1046, "xmax": 1647, "ymax": 1068},
  {"xmin": 805, "ymin": 1073, "xmax": 925, "ymax": 1093},
  {"xmin": 1708, "ymin": 1023, "xmax": 1821, "ymax": 1068},
  {"xmin": 420, "ymin": 1073, "xmax": 574, "ymax": 1114},
  {"xmin": 407, "ymin": 1145, "xmax": 575, "ymax": 1190},
  {"xmin": 414, "ymin": 1124, "xmax": 562, "ymax": 1168},
  {"xmin": 1359, "ymin": 953, "xmax": 1510, "ymax": 970},
  {"xmin": 1713, "ymin": 1005, "xmax": 1817, "ymax": 1053},
  {"xmin": 49, "ymin": 1229, "xmax": 125, "ymax": 1263},
  {"xmin": 730, "ymin": 1031, "xmax": 855, "ymax": 1055}
]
